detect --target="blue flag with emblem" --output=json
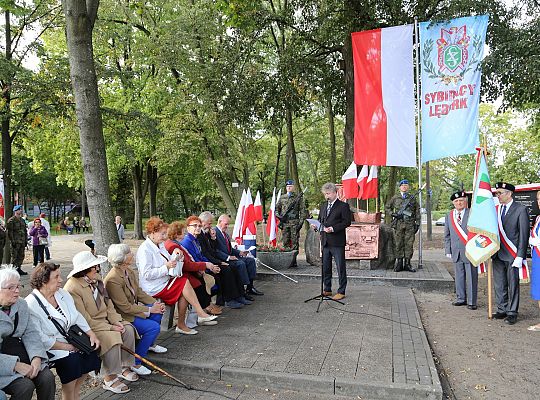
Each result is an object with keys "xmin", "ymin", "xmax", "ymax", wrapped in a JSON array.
[{"xmin": 420, "ymin": 15, "xmax": 489, "ymax": 163}]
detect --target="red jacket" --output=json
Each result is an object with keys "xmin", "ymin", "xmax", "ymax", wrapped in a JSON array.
[{"xmin": 164, "ymin": 239, "xmax": 206, "ymax": 289}]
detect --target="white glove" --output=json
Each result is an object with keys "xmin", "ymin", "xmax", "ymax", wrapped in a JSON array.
[
  {"xmin": 511, "ymin": 257, "xmax": 523, "ymax": 268},
  {"xmin": 446, "ymin": 254, "xmax": 452, "ymax": 259},
  {"xmin": 529, "ymin": 236, "xmax": 540, "ymax": 247}
]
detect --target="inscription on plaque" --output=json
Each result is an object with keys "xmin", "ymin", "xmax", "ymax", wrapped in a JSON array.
[{"xmin": 345, "ymin": 224, "xmax": 379, "ymax": 260}]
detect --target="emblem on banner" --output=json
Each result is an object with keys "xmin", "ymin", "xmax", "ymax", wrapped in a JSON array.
[{"xmin": 437, "ymin": 26, "xmax": 469, "ymax": 73}]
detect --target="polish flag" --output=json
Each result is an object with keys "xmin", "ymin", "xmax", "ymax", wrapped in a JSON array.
[
  {"xmin": 352, "ymin": 24, "xmax": 416, "ymax": 167},
  {"xmin": 357, "ymin": 165, "xmax": 369, "ymax": 199},
  {"xmin": 266, "ymin": 188, "xmax": 279, "ymax": 246},
  {"xmin": 254, "ymin": 191, "xmax": 263, "ymax": 222},
  {"xmin": 242, "ymin": 188, "xmax": 257, "ymax": 236},
  {"xmin": 364, "ymin": 166, "xmax": 378, "ymax": 199},
  {"xmin": 232, "ymin": 190, "xmax": 246, "ymax": 243},
  {"xmin": 341, "ymin": 162, "xmax": 358, "ymax": 199}
]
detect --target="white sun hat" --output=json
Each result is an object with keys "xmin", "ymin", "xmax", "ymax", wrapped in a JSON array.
[{"xmin": 68, "ymin": 251, "xmax": 108, "ymax": 278}]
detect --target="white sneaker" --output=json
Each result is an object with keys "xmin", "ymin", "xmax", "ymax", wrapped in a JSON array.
[
  {"xmin": 130, "ymin": 365, "xmax": 152, "ymax": 375},
  {"xmin": 148, "ymin": 345, "xmax": 167, "ymax": 353}
]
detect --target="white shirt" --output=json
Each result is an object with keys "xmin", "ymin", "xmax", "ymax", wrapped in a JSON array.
[
  {"xmin": 136, "ymin": 237, "xmax": 170, "ymax": 296},
  {"xmin": 25, "ymin": 288, "xmax": 91, "ymax": 361},
  {"xmin": 500, "ymin": 200, "xmax": 513, "ymax": 218}
]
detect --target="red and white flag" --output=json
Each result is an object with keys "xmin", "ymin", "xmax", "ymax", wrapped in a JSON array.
[
  {"xmin": 242, "ymin": 188, "xmax": 257, "ymax": 236},
  {"xmin": 357, "ymin": 165, "xmax": 369, "ymax": 199},
  {"xmin": 232, "ymin": 190, "xmax": 246, "ymax": 243},
  {"xmin": 363, "ymin": 166, "xmax": 378, "ymax": 199},
  {"xmin": 254, "ymin": 191, "xmax": 263, "ymax": 222},
  {"xmin": 266, "ymin": 188, "xmax": 279, "ymax": 246},
  {"xmin": 341, "ymin": 162, "xmax": 358, "ymax": 199},
  {"xmin": 352, "ymin": 24, "xmax": 416, "ymax": 167}
]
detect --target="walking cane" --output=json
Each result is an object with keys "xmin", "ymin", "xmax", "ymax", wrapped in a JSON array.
[{"xmin": 121, "ymin": 345, "xmax": 190, "ymax": 389}]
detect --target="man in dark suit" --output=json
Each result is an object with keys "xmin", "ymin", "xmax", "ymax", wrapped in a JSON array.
[
  {"xmin": 492, "ymin": 182, "xmax": 530, "ymax": 325},
  {"xmin": 213, "ymin": 214, "xmax": 263, "ymax": 297},
  {"xmin": 444, "ymin": 191, "xmax": 478, "ymax": 310},
  {"xmin": 314, "ymin": 182, "xmax": 352, "ymax": 300}
]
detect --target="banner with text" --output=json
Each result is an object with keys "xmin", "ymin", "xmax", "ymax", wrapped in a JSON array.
[{"xmin": 420, "ymin": 15, "xmax": 488, "ymax": 163}]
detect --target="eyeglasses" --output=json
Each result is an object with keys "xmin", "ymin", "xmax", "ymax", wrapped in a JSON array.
[
  {"xmin": 1, "ymin": 284, "xmax": 24, "ymax": 292},
  {"xmin": 188, "ymin": 224, "xmax": 202, "ymax": 228},
  {"xmin": 494, "ymin": 191, "xmax": 509, "ymax": 197}
]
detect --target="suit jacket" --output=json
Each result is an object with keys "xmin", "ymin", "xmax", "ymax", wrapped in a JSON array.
[
  {"xmin": 318, "ymin": 199, "xmax": 352, "ymax": 247},
  {"xmin": 444, "ymin": 208, "xmax": 470, "ymax": 263},
  {"xmin": 104, "ymin": 266, "xmax": 156, "ymax": 322},
  {"xmin": 199, "ymin": 232, "xmax": 224, "ymax": 265},
  {"xmin": 494, "ymin": 201, "xmax": 530, "ymax": 262},
  {"xmin": 213, "ymin": 227, "xmax": 241, "ymax": 260}
]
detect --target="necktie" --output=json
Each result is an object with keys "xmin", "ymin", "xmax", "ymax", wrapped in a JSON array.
[
  {"xmin": 501, "ymin": 205, "xmax": 507, "ymax": 221},
  {"xmin": 457, "ymin": 211, "xmax": 462, "ymax": 225},
  {"xmin": 224, "ymin": 231, "xmax": 232, "ymax": 252},
  {"xmin": 326, "ymin": 202, "xmax": 332, "ymax": 217}
]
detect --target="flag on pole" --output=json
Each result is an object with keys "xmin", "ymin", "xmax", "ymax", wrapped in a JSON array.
[
  {"xmin": 341, "ymin": 162, "xmax": 358, "ymax": 199},
  {"xmin": 352, "ymin": 24, "xmax": 416, "ymax": 167},
  {"xmin": 357, "ymin": 165, "xmax": 369, "ymax": 199},
  {"xmin": 242, "ymin": 188, "xmax": 257, "ymax": 236},
  {"xmin": 266, "ymin": 188, "xmax": 279, "ymax": 246},
  {"xmin": 232, "ymin": 190, "xmax": 246, "ymax": 243},
  {"xmin": 363, "ymin": 166, "xmax": 378, "ymax": 199},
  {"xmin": 465, "ymin": 148, "xmax": 500, "ymax": 267},
  {"xmin": 254, "ymin": 191, "xmax": 263, "ymax": 222},
  {"xmin": 420, "ymin": 15, "xmax": 489, "ymax": 163}
]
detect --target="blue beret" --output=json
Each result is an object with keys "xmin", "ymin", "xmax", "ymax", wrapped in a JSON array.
[
  {"xmin": 399, "ymin": 179, "xmax": 409, "ymax": 185},
  {"xmin": 286, "ymin": 180, "xmax": 294, "ymax": 185},
  {"xmin": 13, "ymin": 205, "xmax": 22, "ymax": 212}
]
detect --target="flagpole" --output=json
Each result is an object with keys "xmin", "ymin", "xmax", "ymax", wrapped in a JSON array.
[
  {"xmin": 487, "ymin": 259, "xmax": 493, "ymax": 319},
  {"xmin": 414, "ymin": 16, "xmax": 424, "ymax": 269}
]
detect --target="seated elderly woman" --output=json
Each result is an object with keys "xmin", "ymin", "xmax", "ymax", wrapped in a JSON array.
[
  {"xmin": 0, "ymin": 267, "xmax": 55, "ymax": 400},
  {"xmin": 136, "ymin": 216, "xmax": 217, "ymax": 335},
  {"xmin": 26, "ymin": 263, "xmax": 101, "ymax": 400},
  {"xmin": 165, "ymin": 220, "xmax": 222, "ymax": 315},
  {"xmin": 64, "ymin": 251, "xmax": 139, "ymax": 394},
  {"xmin": 104, "ymin": 244, "xmax": 167, "ymax": 376}
]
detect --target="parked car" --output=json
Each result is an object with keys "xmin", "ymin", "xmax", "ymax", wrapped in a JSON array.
[{"xmin": 435, "ymin": 217, "xmax": 445, "ymax": 226}]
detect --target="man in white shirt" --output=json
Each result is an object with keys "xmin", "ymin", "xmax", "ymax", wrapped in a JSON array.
[{"xmin": 39, "ymin": 213, "xmax": 52, "ymax": 260}]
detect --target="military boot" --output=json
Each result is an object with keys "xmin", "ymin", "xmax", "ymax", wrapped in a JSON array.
[
  {"xmin": 404, "ymin": 258, "xmax": 416, "ymax": 273},
  {"xmin": 393, "ymin": 258, "xmax": 403, "ymax": 272}
]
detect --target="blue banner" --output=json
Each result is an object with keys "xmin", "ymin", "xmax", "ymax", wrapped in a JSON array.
[{"xmin": 420, "ymin": 15, "xmax": 489, "ymax": 163}]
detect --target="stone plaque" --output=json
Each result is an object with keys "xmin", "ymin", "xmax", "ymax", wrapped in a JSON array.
[{"xmin": 345, "ymin": 224, "xmax": 379, "ymax": 260}]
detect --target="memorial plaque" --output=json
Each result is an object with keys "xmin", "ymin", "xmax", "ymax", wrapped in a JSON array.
[{"xmin": 345, "ymin": 223, "xmax": 379, "ymax": 259}]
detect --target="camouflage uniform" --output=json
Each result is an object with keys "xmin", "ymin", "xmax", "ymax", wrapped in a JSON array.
[
  {"xmin": 0, "ymin": 225, "xmax": 6, "ymax": 263},
  {"xmin": 7, "ymin": 216, "xmax": 27, "ymax": 268},
  {"xmin": 386, "ymin": 192, "xmax": 420, "ymax": 267},
  {"xmin": 276, "ymin": 192, "xmax": 307, "ymax": 250}
]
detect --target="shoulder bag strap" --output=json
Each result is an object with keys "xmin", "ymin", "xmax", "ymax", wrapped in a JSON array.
[{"xmin": 31, "ymin": 293, "xmax": 69, "ymax": 338}]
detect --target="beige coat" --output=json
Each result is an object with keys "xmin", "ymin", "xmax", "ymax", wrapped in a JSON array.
[
  {"xmin": 64, "ymin": 276, "xmax": 132, "ymax": 356},
  {"xmin": 104, "ymin": 266, "xmax": 156, "ymax": 322}
]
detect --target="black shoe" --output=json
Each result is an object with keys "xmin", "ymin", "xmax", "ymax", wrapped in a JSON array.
[
  {"xmin": 244, "ymin": 294, "xmax": 255, "ymax": 301},
  {"xmin": 248, "ymin": 287, "xmax": 264, "ymax": 296},
  {"xmin": 452, "ymin": 301, "xmax": 467, "ymax": 306},
  {"xmin": 404, "ymin": 258, "xmax": 416, "ymax": 272},
  {"xmin": 504, "ymin": 315, "xmax": 517, "ymax": 325},
  {"xmin": 492, "ymin": 312, "xmax": 507, "ymax": 319},
  {"xmin": 393, "ymin": 258, "xmax": 403, "ymax": 272},
  {"xmin": 467, "ymin": 305, "xmax": 477, "ymax": 310},
  {"xmin": 290, "ymin": 262, "xmax": 298, "ymax": 268},
  {"xmin": 16, "ymin": 268, "xmax": 28, "ymax": 276}
]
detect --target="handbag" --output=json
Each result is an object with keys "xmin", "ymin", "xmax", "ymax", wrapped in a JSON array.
[
  {"xmin": 1, "ymin": 312, "xmax": 31, "ymax": 364},
  {"xmin": 39, "ymin": 236, "xmax": 48, "ymax": 246},
  {"xmin": 32, "ymin": 293, "xmax": 95, "ymax": 354}
]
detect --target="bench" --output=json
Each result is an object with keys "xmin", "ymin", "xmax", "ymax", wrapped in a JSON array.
[{"xmin": 160, "ymin": 304, "xmax": 176, "ymax": 331}]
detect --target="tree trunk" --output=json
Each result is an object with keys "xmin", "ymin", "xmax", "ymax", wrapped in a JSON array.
[
  {"xmin": 342, "ymin": 34, "xmax": 355, "ymax": 163},
  {"xmin": 327, "ymin": 97, "xmax": 337, "ymax": 183},
  {"xmin": 81, "ymin": 181, "xmax": 86, "ymax": 219},
  {"xmin": 63, "ymin": 0, "xmax": 118, "ymax": 257},
  {"xmin": 385, "ymin": 166, "xmax": 398, "ymax": 207},
  {"xmin": 131, "ymin": 163, "xmax": 145, "ymax": 239},
  {"xmin": 274, "ymin": 129, "xmax": 283, "ymax": 190},
  {"xmin": 147, "ymin": 163, "xmax": 158, "ymax": 217},
  {"xmin": 285, "ymin": 105, "xmax": 300, "ymax": 188},
  {"xmin": 425, "ymin": 162, "xmax": 432, "ymax": 241}
]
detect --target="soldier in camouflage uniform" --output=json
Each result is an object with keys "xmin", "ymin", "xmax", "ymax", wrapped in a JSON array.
[
  {"xmin": 0, "ymin": 220, "xmax": 6, "ymax": 264},
  {"xmin": 276, "ymin": 180, "xmax": 307, "ymax": 261},
  {"xmin": 385, "ymin": 179, "xmax": 420, "ymax": 273},
  {"xmin": 7, "ymin": 205, "xmax": 28, "ymax": 275}
]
